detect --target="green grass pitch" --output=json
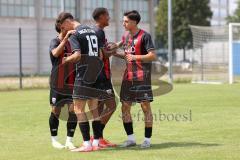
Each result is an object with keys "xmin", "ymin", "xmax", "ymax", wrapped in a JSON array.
[{"xmin": 0, "ymin": 84, "xmax": 240, "ymax": 160}]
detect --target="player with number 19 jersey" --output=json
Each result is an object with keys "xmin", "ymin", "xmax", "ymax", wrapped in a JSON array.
[{"xmin": 69, "ymin": 24, "xmax": 104, "ymax": 99}]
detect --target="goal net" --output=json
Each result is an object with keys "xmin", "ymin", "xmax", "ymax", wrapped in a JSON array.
[{"xmin": 190, "ymin": 24, "xmax": 240, "ymax": 84}]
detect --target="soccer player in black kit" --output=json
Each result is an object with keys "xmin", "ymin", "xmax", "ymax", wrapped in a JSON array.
[
  {"xmin": 49, "ymin": 21, "xmax": 77, "ymax": 149},
  {"xmin": 57, "ymin": 12, "xmax": 103, "ymax": 152},
  {"xmin": 91, "ymin": 7, "xmax": 117, "ymax": 147}
]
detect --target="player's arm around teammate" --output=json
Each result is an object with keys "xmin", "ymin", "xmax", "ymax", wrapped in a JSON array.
[{"xmin": 48, "ymin": 23, "xmax": 77, "ymax": 150}]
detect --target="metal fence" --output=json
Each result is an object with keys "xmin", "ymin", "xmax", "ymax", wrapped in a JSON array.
[{"xmin": 0, "ymin": 26, "xmax": 196, "ymax": 90}]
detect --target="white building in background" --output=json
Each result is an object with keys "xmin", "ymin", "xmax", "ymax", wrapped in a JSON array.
[
  {"xmin": 210, "ymin": 0, "xmax": 238, "ymax": 26},
  {"xmin": 0, "ymin": 0, "xmax": 155, "ymax": 76}
]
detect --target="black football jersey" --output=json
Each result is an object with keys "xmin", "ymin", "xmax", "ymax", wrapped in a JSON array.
[{"xmin": 69, "ymin": 24, "xmax": 103, "ymax": 83}]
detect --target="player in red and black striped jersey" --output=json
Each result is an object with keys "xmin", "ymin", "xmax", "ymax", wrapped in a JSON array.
[
  {"xmin": 48, "ymin": 20, "xmax": 77, "ymax": 150},
  {"xmin": 91, "ymin": 7, "xmax": 117, "ymax": 147},
  {"xmin": 115, "ymin": 10, "xmax": 157, "ymax": 148}
]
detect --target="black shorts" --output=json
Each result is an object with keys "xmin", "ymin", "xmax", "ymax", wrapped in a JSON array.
[
  {"xmin": 120, "ymin": 80, "xmax": 153, "ymax": 103},
  {"xmin": 98, "ymin": 79, "xmax": 115, "ymax": 101},
  {"xmin": 72, "ymin": 79, "xmax": 103, "ymax": 100},
  {"xmin": 50, "ymin": 89, "xmax": 73, "ymax": 107}
]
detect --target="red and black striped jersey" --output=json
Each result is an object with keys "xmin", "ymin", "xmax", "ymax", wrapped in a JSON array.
[
  {"xmin": 49, "ymin": 37, "xmax": 75, "ymax": 94},
  {"xmin": 121, "ymin": 29, "xmax": 155, "ymax": 82}
]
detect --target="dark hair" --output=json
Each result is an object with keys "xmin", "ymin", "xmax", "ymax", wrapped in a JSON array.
[
  {"xmin": 92, "ymin": 7, "xmax": 108, "ymax": 21},
  {"xmin": 56, "ymin": 12, "xmax": 74, "ymax": 25},
  {"xmin": 124, "ymin": 10, "xmax": 141, "ymax": 24},
  {"xmin": 55, "ymin": 22, "xmax": 61, "ymax": 33}
]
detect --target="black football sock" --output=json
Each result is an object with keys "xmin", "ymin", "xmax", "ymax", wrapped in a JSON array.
[
  {"xmin": 92, "ymin": 120, "xmax": 101, "ymax": 139},
  {"xmin": 123, "ymin": 122, "xmax": 134, "ymax": 135},
  {"xmin": 79, "ymin": 121, "xmax": 90, "ymax": 141},
  {"xmin": 67, "ymin": 112, "xmax": 77, "ymax": 137},
  {"xmin": 49, "ymin": 112, "xmax": 59, "ymax": 137},
  {"xmin": 99, "ymin": 123, "xmax": 106, "ymax": 138},
  {"xmin": 145, "ymin": 127, "xmax": 152, "ymax": 138}
]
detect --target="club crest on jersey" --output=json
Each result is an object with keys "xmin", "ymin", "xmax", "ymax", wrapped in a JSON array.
[{"xmin": 134, "ymin": 39, "xmax": 138, "ymax": 45}]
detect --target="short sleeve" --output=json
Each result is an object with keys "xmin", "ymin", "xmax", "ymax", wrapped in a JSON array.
[
  {"xmin": 69, "ymin": 33, "xmax": 81, "ymax": 53},
  {"xmin": 142, "ymin": 33, "xmax": 155, "ymax": 52},
  {"xmin": 96, "ymin": 29, "xmax": 105, "ymax": 49},
  {"xmin": 49, "ymin": 38, "xmax": 60, "ymax": 54}
]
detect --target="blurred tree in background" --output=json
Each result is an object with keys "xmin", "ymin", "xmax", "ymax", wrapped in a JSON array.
[
  {"xmin": 155, "ymin": 0, "xmax": 212, "ymax": 61},
  {"xmin": 227, "ymin": 0, "xmax": 240, "ymax": 23}
]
